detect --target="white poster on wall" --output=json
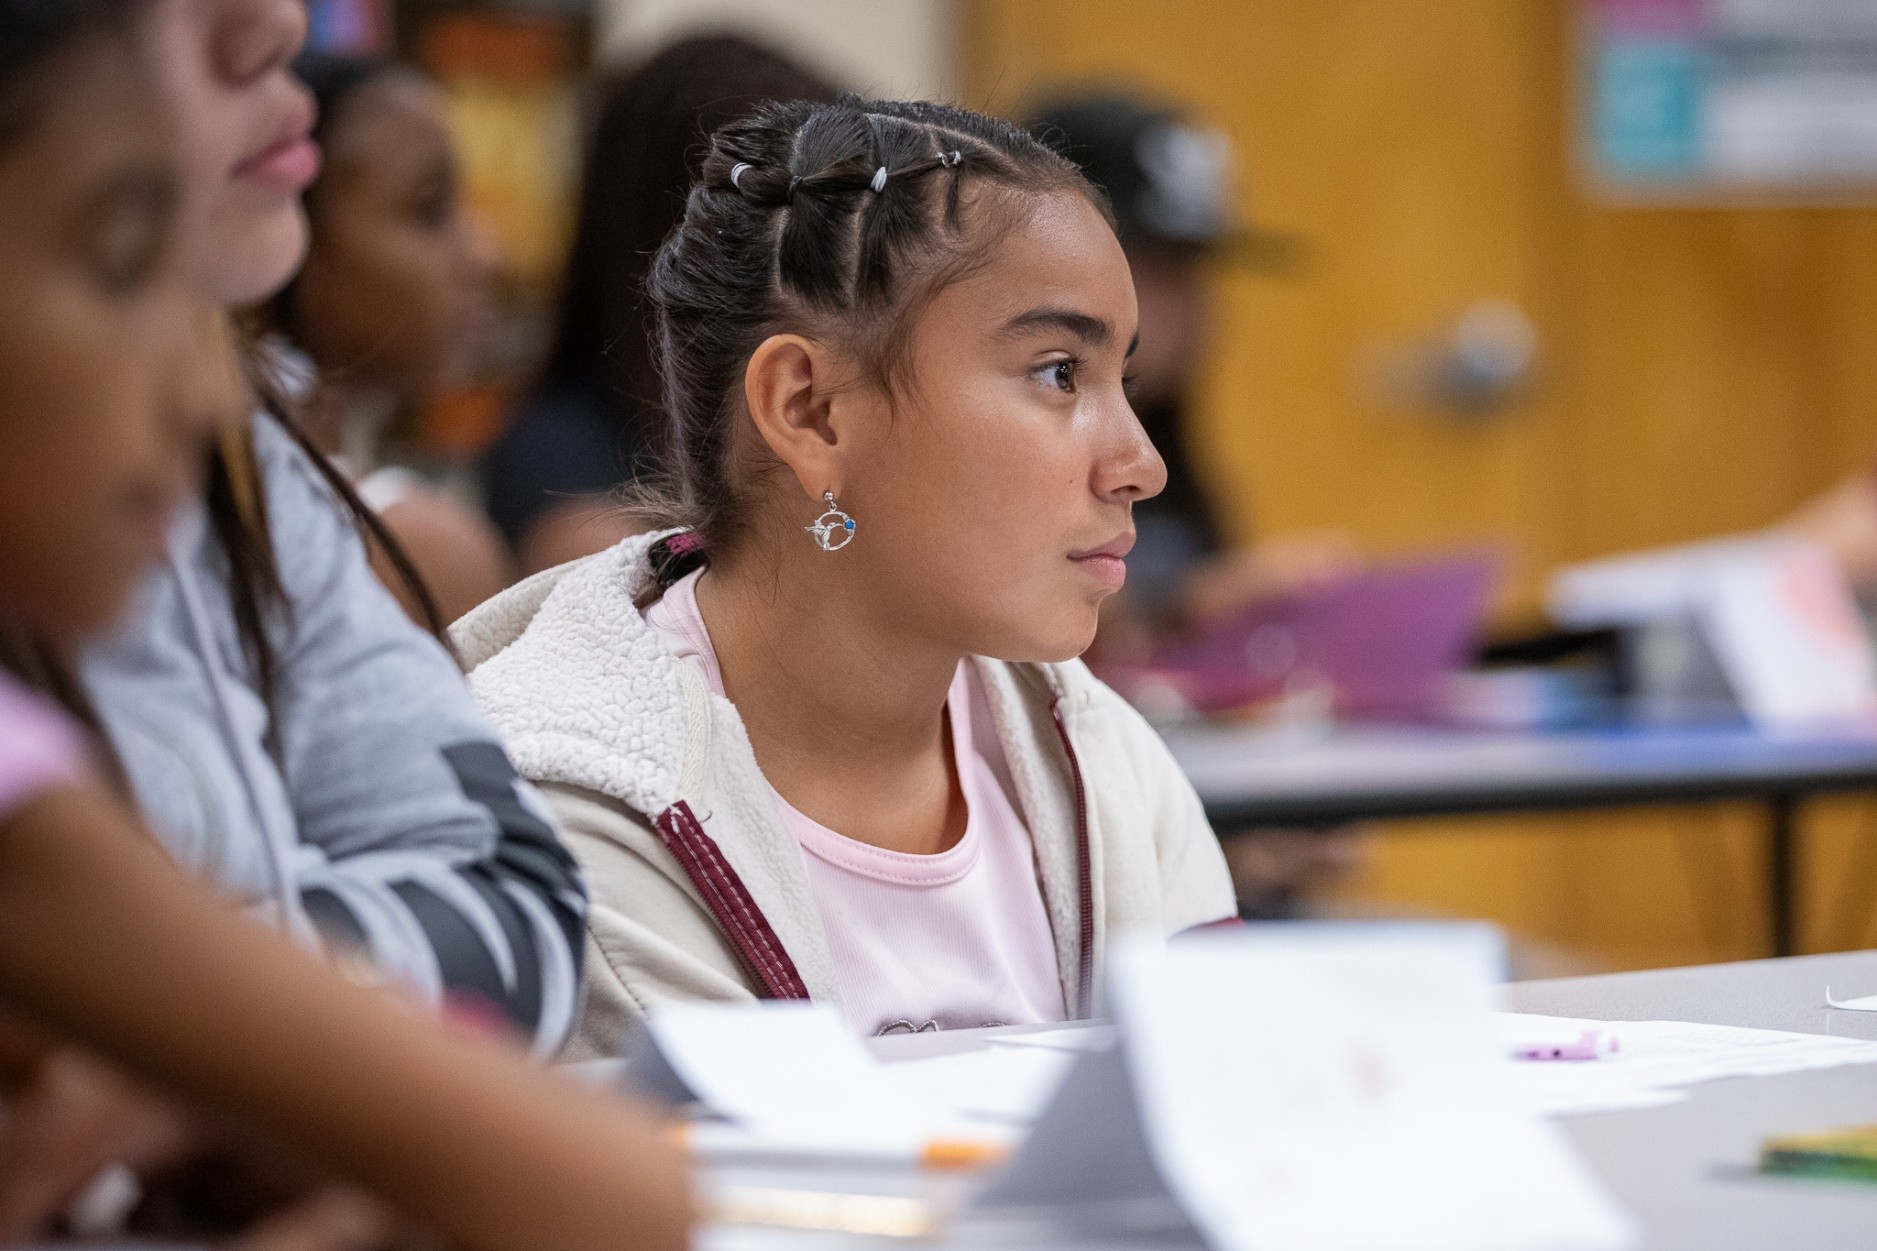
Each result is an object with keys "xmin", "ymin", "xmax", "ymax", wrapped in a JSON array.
[{"xmin": 1586, "ymin": 0, "xmax": 1877, "ymax": 198}]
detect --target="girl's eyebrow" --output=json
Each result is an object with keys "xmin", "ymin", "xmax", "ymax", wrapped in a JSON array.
[
  {"xmin": 1001, "ymin": 306, "xmax": 1107, "ymax": 347},
  {"xmin": 999, "ymin": 306, "xmax": 1142, "ymax": 358}
]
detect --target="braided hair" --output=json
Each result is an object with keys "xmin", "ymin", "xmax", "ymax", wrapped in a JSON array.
[{"xmin": 640, "ymin": 95, "xmax": 1106, "ymax": 570}]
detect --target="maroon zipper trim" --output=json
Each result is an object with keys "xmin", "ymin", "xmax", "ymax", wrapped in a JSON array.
[
  {"xmin": 1051, "ymin": 701, "xmax": 1096, "ymax": 1016},
  {"xmin": 653, "ymin": 801, "xmax": 810, "ymax": 1000}
]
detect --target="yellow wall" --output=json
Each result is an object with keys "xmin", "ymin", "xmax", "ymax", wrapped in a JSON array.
[{"xmin": 966, "ymin": 0, "xmax": 1877, "ymax": 971}]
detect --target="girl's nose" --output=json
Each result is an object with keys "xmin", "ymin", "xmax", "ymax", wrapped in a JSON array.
[
  {"xmin": 212, "ymin": 0, "xmax": 308, "ymax": 86},
  {"xmin": 1099, "ymin": 400, "xmax": 1168, "ymax": 505}
]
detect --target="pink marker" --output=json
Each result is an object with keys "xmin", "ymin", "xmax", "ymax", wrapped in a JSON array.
[{"xmin": 1514, "ymin": 1029, "xmax": 1619, "ymax": 1062}]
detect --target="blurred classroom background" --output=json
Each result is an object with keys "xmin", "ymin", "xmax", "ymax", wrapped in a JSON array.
[{"xmin": 315, "ymin": 0, "xmax": 1877, "ymax": 977}]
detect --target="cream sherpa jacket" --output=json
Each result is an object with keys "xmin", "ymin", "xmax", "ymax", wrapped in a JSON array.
[{"xmin": 455, "ymin": 533, "xmax": 1235, "ymax": 1059}]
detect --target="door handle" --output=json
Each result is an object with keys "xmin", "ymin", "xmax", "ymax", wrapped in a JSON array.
[{"xmin": 1365, "ymin": 298, "xmax": 1537, "ymax": 419}]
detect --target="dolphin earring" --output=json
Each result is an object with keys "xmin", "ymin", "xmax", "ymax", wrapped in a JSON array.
[{"xmin": 805, "ymin": 491, "xmax": 856, "ymax": 551}]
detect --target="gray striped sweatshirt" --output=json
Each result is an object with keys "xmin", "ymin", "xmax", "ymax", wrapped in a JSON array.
[{"xmin": 82, "ymin": 414, "xmax": 584, "ymax": 1053}]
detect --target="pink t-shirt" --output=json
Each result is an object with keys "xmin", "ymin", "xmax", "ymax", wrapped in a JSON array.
[
  {"xmin": 646, "ymin": 571, "xmax": 1067, "ymax": 1036},
  {"xmin": 0, "ymin": 671, "xmax": 85, "ymax": 823}
]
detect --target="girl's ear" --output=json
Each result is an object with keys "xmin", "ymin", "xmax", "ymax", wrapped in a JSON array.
[{"xmin": 741, "ymin": 332, "xmax": 858, "ymax": 503}]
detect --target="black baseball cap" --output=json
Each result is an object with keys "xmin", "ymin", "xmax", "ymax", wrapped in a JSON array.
[{"xmin": 1029, "ymin": 90, "xmax": 1295, "ymax": 268}]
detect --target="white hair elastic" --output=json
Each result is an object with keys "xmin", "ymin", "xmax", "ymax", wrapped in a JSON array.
[
  {"xmin": 730, "ymin": 162, "xmax": 752, "ymax": 190},
  {"xmin": 870, "ymin": 165, "xmax": 888, "ymax": 193},
  {"xmin": 940, "ymin": 149, "xmax": 962, "ymax": 168}
]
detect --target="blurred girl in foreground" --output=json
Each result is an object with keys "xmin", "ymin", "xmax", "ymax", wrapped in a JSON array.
[
  {"xmin": 0, "ymin": 0, "xmax": 686, "ymax": 1245},
  {"xmin": 80, "ymin": 0, "xmax": 585, "ymax": 1052}
]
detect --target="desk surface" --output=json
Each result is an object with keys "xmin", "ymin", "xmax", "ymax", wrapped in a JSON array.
[
  {"xmin": 1505, "ymin": 951, "xmax": 1877, "ymax": 1251},
  {"xmin": 1162, "ymin": 720, "xmax": 1877, "ymax": 824}
]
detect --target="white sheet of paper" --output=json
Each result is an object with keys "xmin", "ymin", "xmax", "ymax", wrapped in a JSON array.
[
  {"xmin": 986, "ymin": 1024, "xmax": 1121, "ymax": 1053},
  {"xmin": 643, "ymin": 1001, "xmax": 967, "ymax": 1149},
  {"xmin": 1121, "ymin": 928, "xmax": 1631, "ymax": 1251},
  {"xmin": 1701, "ymin": 539, "xmax": 1877, "ymax": 726},
  {"xmin": 888, "ymin": 1046, "xmax": 1077, "ymax": 1126},
  {"xmin": 1825, "ymin": 987, "xmax": 1877, "ymax": 1012},
  {"xmin": 982, "ymin": 924, "xmax": 1632, "ymax": 1251},
  {"xmin": 1500, "ymin": 1013, "xmax": 1877, "ymax": 1117}
]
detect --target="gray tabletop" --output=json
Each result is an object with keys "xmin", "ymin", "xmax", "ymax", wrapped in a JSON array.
[
  {"xmin": 1508, "ymin": 952, "xmax": 1877, "ymax": 1251},
  {"xmin": 1163, "ymin": 721, "xmax": 1877, "ymax": 825}
]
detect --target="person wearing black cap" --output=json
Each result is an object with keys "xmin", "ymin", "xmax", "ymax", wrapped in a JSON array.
[{"xmin": 1031, "ymin": 91, "xmax": 1364, "ymax": 920}]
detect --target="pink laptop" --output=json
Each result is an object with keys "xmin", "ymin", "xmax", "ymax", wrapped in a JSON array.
[{"xmin": 1110, "ymin": 549, "xmax": 1502, "ymax": 721}]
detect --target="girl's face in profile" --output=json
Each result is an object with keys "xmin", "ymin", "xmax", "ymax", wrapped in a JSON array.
[
  {"xmin": 148, "ymin": 0, "xmax": 316, "ymax": 307},
  {"xmin": 839, "ymin": 189, "xmax": 1166, "ymax": 662},
  {"xmin": 0, "ymin": 31, "xmax": 235, "ymax": 640}
]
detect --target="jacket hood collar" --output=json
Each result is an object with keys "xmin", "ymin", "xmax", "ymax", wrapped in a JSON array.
[
  {"xmin": 454, "ymin": 529, "xmax": 1090, "ymax": 821},
  {"xmin": 456, "ymin": 530, "xmax": 695, "ymax": 817}
]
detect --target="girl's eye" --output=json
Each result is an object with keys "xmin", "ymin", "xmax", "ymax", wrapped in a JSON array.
[
  {"xmin": 405, "ymin": 159, "xmax": 458, "ymax": 230},
  {"xmin": 409, "ymin": 189, "xmax": 452, "ymax": 230},
  {"xmin": 1122, "ymin": 371, "xmax": 1141, "ymax": 399},
  {"xmin": 1037, "ymin": 359, "xmax": 1079, "ymax": 394},
  {"xmin": 84, "ymin": 174, "xmax": 173, "ymax": 296},
  {"xmin": 91, "ymin": 214, "xmax": 161, "ymax": 292}
]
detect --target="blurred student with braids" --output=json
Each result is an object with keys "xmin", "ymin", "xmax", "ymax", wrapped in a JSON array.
[
  {"xmin": 267, "ymin": 51, "xmax": 509, "ymax": 626},
  {"xmin": 0, "ymin": 2, "xmax": 690, "ymax": 1245},
  {"xmin": 460, "ymin": 96, "xmax": 1234, "ymax": 1055},
  {"xmin": 79, "ymin": 0, "xmax": 585, "ymax": 1054},
  {"xmin": 483, "ymin": 34, "xmax": 835, "ymax": 575}
]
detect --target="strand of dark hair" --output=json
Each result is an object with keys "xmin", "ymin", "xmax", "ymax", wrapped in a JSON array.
[{"xmin": 241, "ymin": 348, "xmax": 455, "ymax": 649}]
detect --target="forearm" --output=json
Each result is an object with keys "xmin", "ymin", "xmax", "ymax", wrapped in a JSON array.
[
  {"xmin": 298, "ymin": 858, "xmax": 580, "ymax": 1052},
  {"xmin": 0, "ymin": 787, "xmax": 687, "ymax": 1251},
  {"xmin": 296, "ymin": 745, "xmax": 586, "ymax": 1052}
]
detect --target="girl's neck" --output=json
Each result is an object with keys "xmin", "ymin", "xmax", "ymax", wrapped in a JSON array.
[{"xmin": 693, "ymin": 540, "xmax": 967, "ymax": 855}]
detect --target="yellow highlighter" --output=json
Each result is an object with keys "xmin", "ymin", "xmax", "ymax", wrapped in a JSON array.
[{"xmin": 1761, "ymin": 1122, "xmax": 1877, "ymax": 1184}]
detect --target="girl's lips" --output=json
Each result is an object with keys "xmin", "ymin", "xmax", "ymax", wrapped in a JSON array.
[
  {"xmin": 1071, "ymin": 553, "xmax": 1128, "ymax": 589},
  {"xmin": 235, "ymin": 136, "xmax": 321, "ymax": 193}
]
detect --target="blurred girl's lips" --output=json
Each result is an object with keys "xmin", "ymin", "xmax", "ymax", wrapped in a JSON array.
[
  {"xmin": 235, "ymin": 134, "xmax": 320, "ymax": 192},
  {"xmin": 235, "ymin": 93, "xmax": 320, "ymax": 192},
  {"xmin": 1069, "ymin": 532, "xmax": 1135, "ymax": 590}
]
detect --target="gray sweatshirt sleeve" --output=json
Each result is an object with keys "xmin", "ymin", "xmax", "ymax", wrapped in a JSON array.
[{"xmin": 250, "ymin": 417, "xmax": 586, "ymax": 1052}]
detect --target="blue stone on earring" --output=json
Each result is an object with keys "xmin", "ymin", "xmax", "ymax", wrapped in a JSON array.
[{"xmin": 805, "ymin": 491, "xmax": 857, "ymax": 551}]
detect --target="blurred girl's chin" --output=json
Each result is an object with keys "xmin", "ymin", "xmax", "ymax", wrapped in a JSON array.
[{"xmin": 206, "ymin": 207, "xmax": 308, "ymax": 306}]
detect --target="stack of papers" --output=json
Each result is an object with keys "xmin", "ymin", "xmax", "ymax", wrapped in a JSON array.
[
  {"xmin": 625, "ymin": 1001, "xmax": 1007, "ymax": 1161},
  {"xmin": 887, "ymin": 1025, "xmax": 1113, "ymax": 1126}
]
